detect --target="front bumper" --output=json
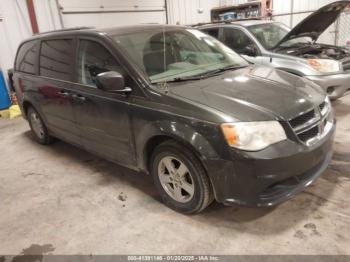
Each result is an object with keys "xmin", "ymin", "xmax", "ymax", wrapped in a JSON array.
[
  {"xmin": 306, "ymin": 73, "xmax": 350, "ymax": 100},
  {"xmin": 203, "ymin": 121, "xmax": 335, "ymax": 207}
]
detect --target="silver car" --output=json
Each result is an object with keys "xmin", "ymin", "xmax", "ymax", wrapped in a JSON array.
[{"xmin": 198, "ymin": 0, "xmax": 350, "ymax": 100}]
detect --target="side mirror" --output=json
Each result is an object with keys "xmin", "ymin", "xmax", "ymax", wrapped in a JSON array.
[
  {"xmin": 242, "ymin": 45, "xmax": 258, "ymax": 57},
  {"xmin": 96, "ymin": 71, "xmax": 132, "ymax": 94}
]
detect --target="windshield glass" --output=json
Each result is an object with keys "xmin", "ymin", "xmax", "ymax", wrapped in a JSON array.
[
  {"xmin": 111, "ymin": 28, "xmax": 248, "ymax": 83},
  {"xmin": 248, "ymin": 22, "xmax": 309, "ymax": 49}
]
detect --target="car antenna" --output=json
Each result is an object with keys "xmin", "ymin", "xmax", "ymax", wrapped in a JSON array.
[{"xmin": 158, "ymin": 24, "xmax": 169, "ymax": 94}]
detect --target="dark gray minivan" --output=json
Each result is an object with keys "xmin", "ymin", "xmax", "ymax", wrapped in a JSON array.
[{"xmin": 14, "ymin": 25, "xmax": 335, "ymax": 213}]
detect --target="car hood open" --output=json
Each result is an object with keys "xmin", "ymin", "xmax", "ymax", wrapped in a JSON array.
[
  {"xmin": 168, "ymin": 66, "xmax": 325, "ymax": 122},
  {"xmin": 273, "ymin": 0, "xmax": 349, "ymax": 49}
]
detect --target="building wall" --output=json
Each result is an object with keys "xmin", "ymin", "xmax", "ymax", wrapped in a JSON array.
[
  {"xmin": 58, "ymin": 0, "xmax": 167, "ymax": 28},
  {"xmin": 167, "ymin": 0, "xmax": 220, "ymax": 25},
  {"xmin": 0, "ymin": 0, "xmax": 32, "ymax": 77},
  {"xmin": 33, "ymin": 0, "xmax": 62, "ymax": 32}
]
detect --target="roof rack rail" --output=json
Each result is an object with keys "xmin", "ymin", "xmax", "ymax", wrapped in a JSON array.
[
  {"xmin": 191, "ymin": 17, "xmax": 264, "ymax": 27},
  {"xmin": 36, "ymin": 26, "xmax": 95, "ymax": 35}
]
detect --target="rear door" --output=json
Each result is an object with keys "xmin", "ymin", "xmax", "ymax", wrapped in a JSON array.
[
  {"xmin": 70, "ymin": 37, "xmax": 138, "ymax": 167},
  {"xmin": 37, "ymin": 38, "xmax": 80, "ymax": 143}
]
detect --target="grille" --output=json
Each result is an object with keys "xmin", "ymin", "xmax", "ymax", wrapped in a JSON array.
[
  {"xmin": 289, "ymin": 109, "xmax": 315, "ymax": 128},
  {"xmin": 319, "ymin": 101, "xmax": 326, "ymax": 111},
  {"xmin": 288, "ymin": 100, "xmax": 331, "ymax": 144},
  {"xmin": 342, "ymin": 59, "xmax": 350, "ymax": 71},
  {"xmin": 297, "ymin": 125, "xmax": 319, "ymax": 142}
]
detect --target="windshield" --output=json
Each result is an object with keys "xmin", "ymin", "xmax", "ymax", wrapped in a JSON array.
[
  {"xmin": 111, "ymin": 28, "xmax": 248, "ymax": 83},
  {"xmin": 248, "ymin": 22, "xmax": 309, "ymax": 50}
]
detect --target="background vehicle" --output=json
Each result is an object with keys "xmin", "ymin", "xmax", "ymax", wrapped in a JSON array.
[
  {"xmin": 198, "ymin": 1, "xmax": 350, "ymax": 100},
  {"xmin": 13, "ymin": 25, "xmax": 335, "ymax": 214}
]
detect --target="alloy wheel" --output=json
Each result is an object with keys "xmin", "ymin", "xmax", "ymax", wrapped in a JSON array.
[
  {"xmin": 157, "ymin": 156, "xmax": 195, "ymax": 203},
  {"xmin": 30, "ymin": 111, "xmax": 45, "ymax": 139}
]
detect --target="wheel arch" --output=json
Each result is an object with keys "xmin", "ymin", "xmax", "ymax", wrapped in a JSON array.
[
  {"xmin": 22, "ymin": 100, "xmax": 34, "ymax": 117},
  {"xmin": 22, "ymin": 100, "xmax": 48, "ymax": 125},
  {"xmin": 143, "ymin": 134, "xmax": 204, "ymax": 172},
  {"xmin": 136, "ymin": 121, "xmax": 220, "ymax": 173}
]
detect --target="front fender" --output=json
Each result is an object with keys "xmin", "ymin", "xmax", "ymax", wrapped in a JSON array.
[{"xmin": 135, "ymin": 120, "xmax": 221, "ymax": 171}]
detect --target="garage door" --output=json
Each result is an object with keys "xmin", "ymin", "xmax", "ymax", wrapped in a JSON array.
[{"xmin": 58, "ymin": 0, "xmax": 166, "ymax": 28}]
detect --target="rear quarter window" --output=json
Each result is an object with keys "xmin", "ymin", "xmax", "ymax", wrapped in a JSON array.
[
  {"xmin": 15, "ymin": 40, "xmax": 38, "ymax": 74},
  {"xmin": 202, "ymin": 28, "xmax": 219, "ymax": 39}
]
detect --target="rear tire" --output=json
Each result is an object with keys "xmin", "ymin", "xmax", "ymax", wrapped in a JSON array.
[
  {"xmin": 27, "ymin": 107, "xmax": 54, "ymax": 145},
  {"xmin": 150, "ymin": 140, "xmax": 213, "ymax": 214}
]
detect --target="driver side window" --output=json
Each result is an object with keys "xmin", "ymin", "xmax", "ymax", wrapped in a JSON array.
[
  {"xmin": 222, "ymin": 28, "xmax": 256, "ymax": 55},
  {"xmin": 77, "ymin": 40, "xmax": 124, "ymax": 87}
]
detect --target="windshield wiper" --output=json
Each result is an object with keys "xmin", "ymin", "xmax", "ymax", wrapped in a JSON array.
[
  {"xmin": 199, "ymin": 65, "xmax": 247, "ymax": 78},
  {"xmin": 170, "ymin": 76, "xmax": 204, "ymax": 82},
  {"xmin": 155, "ymin": 75, "xmax": 204, "ymax": 84},
  {"xmin": 220, "ymin": 65, "xmax": 248, "ymax": 72},
  {"xmin": 152, "ymin": 65, "xmax": 247, "ymax": 84}
]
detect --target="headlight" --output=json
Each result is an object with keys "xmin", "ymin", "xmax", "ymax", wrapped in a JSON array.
[
  {"xmin": 221, "ymin": 121, "xmax": 287, "ymax": 151},
  {"xmin": 307, "ymin": 59, "xmax": 341, "ymax": 73}
]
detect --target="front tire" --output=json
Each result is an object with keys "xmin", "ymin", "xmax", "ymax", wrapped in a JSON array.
[
  {"xmin": 150, "ymin": 140, "xmax": 213, "ymax": 214},
  {"xmin": 27, "ymin": 107, "xmax": 54, "ymax": 145}
]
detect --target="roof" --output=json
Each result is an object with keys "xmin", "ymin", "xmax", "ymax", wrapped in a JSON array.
[
  {"xmin": 22, "ymin": 24, "xmax": 187, "ymax": 42},
  {"xmin": 36, "ymin": 26, "xmax": 95, "ymax": 35},
  {"xmin": 230, "ymin": 19, "xmax": 275, "ymax": 27},
  {"xmin": 102, "ymin": 24, "xmax": 187, "ymax": 35}
]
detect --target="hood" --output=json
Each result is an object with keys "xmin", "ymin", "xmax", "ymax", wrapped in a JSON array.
[
  {"xmin": 168, "ymin": 66, "xmax": 325, "ymax": 122},
  {"xmin": 274, "ymin": 0, "xmax": 349, "ymax": 49}
]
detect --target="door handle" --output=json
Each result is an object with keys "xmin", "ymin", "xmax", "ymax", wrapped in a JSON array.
[
  {"xmin": 58, "ymin": 90, "xmax": 70, "ymax": 98},
  {"xmin": 72, "ymin": 94, "xmax": 86, "ymax": 102}
]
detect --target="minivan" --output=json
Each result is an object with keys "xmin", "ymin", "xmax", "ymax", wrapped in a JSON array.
[{"xmin": 14, "ymin": 25, "xmax": 335, "ymax": 213}]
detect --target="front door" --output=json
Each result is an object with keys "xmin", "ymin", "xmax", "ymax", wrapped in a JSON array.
[
  {"xmin": 71, "ymin": 38, "xmax": 137, "ymax": 167},
  {"xmin": 220, "ymin": 27, "xmax": 267, "ymax": 65}
]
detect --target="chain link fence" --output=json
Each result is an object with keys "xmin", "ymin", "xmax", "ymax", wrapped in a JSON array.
[
  {"xmin": 335, "ymin": 11, "xmax": 350, "ymax": 46},
  {"xmin": 271, "ymin": 10, "xmax": 350, "ymax": 47}
]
